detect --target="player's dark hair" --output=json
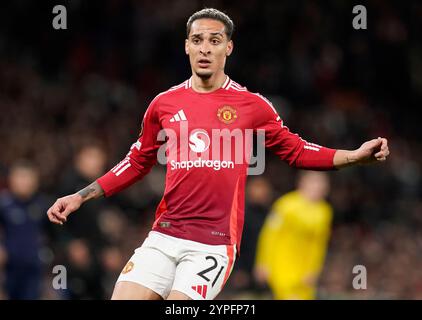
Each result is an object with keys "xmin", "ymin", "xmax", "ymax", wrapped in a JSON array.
[{"xmin": 186, "ymin": 8, "xmax": 234, "ymax": 39}]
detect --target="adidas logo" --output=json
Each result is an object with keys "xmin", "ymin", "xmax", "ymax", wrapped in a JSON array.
[
  {"xmin": 169, "ymin": 110, "xmax": 187, "ymax": 122},
  {"xmin": 191, "ymin": 284, "xmax": 207, "ymax": 299}
]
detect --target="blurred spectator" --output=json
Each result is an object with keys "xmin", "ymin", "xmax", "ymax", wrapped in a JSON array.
[
  {"xmin": 319, "ymin": 222, "xmax": 422, "ymax": 299},
  {"xmin": 99, "ymin": 245, "xmax": 126, "ymax": 297},
  {"xmin": 228, "ymin": 177, "xmax": 273, "ymax": 298},
  {"xmin": 0, "ymin": 160, "xmax": 50, "ymax": 299},
  {"xmin": 61, "ymin": 239, "xmax": 104, "ymax": 299},
  {"xmin": 254, "ymin": 171, "xmax": 332, "ymax": 299},
  {"xmin": 58, "ymin": 143, "xmax": 109, "ymax": 247}
]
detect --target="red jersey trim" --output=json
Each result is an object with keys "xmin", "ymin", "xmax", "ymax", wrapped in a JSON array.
[
  {"xmin": 229, "ymin": 177, "xmax": 241, "ymax": 246},
  {"xmin": 221, "ymin": 244, "xmax": 235, "ymax": 290},
  {"xmin": 152, "ymin": 197, "xmax": 168, "ymax": 229}
]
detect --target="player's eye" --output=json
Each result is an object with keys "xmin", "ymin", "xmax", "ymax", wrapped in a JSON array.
[
  {"xmin": 192, "ymin": 38, "xmax": 201, "ymax": 44},
  {"xmin": 211, "ymin": 38, "xmax": 220, "ymax": 45}
]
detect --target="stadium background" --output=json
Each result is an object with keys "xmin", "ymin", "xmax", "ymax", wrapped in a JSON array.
[{"xmin": 0, "ymin": 0, "xmax": 420, "ymax": 299}]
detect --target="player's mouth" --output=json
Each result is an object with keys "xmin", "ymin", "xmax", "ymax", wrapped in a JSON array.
[{"xmin": 198, "ymin": 59, "xmax": 211, "ymax": 68}]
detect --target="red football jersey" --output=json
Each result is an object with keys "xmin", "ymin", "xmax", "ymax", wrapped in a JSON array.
[{"xmin": 97, "ymin": 77, "xmax": 336, "ymax": 253}]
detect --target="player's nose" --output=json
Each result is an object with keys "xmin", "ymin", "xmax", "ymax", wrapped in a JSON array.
[{"xmin": 199, "ymin": 43, "xmax": 211, "ymax": 55}]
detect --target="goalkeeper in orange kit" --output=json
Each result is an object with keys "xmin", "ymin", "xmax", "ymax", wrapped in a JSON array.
[{"xmin": 254, "ymin": 171, "xmax": 332, "ymax": 300}]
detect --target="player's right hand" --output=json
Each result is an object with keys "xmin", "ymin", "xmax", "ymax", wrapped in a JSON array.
[{"xmin": 47, "ymin": 194, "xmax": 83, "ymax": 225}]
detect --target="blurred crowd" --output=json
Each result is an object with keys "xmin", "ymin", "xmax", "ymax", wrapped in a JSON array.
[{"xmin": 0, "ymin": 0, "xmax": 421, "ymax": 299}]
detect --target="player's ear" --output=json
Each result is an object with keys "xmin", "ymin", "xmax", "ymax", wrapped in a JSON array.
[
  {"xmin": 185, "ymin": 39, "xmax": 189, "ymax": 55},
  {"xmin": 226, "ymin": 40, "xmax": 233, "ymax": 57}
]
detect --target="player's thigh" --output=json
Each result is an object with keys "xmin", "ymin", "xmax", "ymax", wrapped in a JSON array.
[
  {"xmin": 114, "ymin": 245, "xmax": 176, "ymax": 299},
  {"xmin": 166, "ymin": 290, "xmax": 192, "ymax": 300},
  {"xmin": 112, "ymin": 281, "xmax": 162, "ymax": 300},
  {"xmin": 171, "ymin": 249, "xmax": 235, "ymax": 300}
]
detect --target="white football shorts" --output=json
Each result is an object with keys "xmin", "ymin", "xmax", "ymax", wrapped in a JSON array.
[{"xmin": 116, "ymin": 231, "xmax": 236, "ymax": 300}]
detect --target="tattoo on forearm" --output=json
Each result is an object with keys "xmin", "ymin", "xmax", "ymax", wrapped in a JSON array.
[{"xmin": 77, "ymin": 181, "xmax": 104, "ymax": 201}]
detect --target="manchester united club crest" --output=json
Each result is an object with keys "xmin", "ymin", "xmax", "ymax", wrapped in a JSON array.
[
  {"xmin": 217, "ymin": 106, "xmax": 238, "ymax": 124},
  {"xmin": 121, "ymin": 261, "xmax": 134, "ymax": 274}
]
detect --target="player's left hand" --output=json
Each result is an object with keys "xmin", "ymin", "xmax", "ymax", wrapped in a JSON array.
[{"xmin": 353, "ymin": 137, "xmax": 390, "ymax": 164}]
